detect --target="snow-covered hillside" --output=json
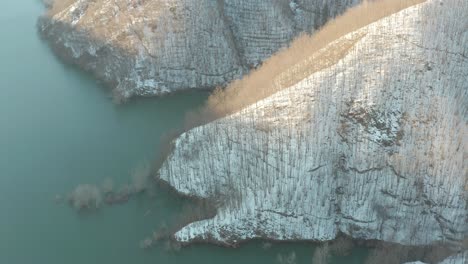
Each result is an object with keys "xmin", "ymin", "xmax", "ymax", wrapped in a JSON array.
[
  {"xmin": 159, "ymin": 0, "xmax": 467, "ymax": 251},
  {"xmin": 38, "ymin": 0, "xmax": 359, "ymax": 100},
  {"xmin": 405, "ymin": 251, "xmax": 468, "ymax": 264}
]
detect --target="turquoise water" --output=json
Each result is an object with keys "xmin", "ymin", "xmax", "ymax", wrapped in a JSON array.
[{"xmin": 0, "ymin": 2, "xmax": 367, "ymax": 263}]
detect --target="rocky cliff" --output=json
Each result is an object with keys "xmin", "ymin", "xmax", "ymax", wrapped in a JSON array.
[
  {"xmin": 158, "ymin": 0, "xmax": 467, "ymax": 252},
  {"xmin": 38, "ymin": 0, "xmax": 359, "ymax": 100}
]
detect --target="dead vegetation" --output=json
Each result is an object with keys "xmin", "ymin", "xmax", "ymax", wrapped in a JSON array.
[{"xmin": 196, "ymin": 0, "xmax": 426, "ymax": 125}]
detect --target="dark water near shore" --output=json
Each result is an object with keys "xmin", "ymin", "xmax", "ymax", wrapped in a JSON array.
[{"xmin": 0, "ymin": 2, "xmax": 368, "ymax": 263}]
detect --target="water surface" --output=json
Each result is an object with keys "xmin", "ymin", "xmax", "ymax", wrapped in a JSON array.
[{"xmin": 0, "ymin": 2, "xmax": 367, "ymax": 263}]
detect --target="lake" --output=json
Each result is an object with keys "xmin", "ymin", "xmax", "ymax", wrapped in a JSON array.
[{"xmin": 0, "ymin": 1, "xmax": 367, "ymax": 263}]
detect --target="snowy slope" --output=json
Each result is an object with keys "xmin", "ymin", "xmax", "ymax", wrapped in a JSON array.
[
  {"xmin": 159, "ymin": 0, "xmax": 467, "ymax": 248},
  {"xmin": 404, "ymin": 251, "xmax": 468, "ymax": 264},
  {"xmin": 38, "ymin": 0, "xmax": 359, "ymax": 100}
]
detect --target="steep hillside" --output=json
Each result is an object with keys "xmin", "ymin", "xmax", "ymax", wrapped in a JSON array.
[
  {"xmin": 38, "ymin": 0, "xmax": 359, "ymax": 101},
  {"xmin": 158, "ymin": 0, "xmax": 467, "ymax": 251}
]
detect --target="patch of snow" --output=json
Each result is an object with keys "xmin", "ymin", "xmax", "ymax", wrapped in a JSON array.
[{"xmin": 159, "ymin": 0, "xmax": 467, "ymax": 247}]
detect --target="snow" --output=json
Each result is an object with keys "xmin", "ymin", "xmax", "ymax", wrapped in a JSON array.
[
  {"xmin": 159, "ymin": 0, "xmax": 467, "ymax": 249},
  {"xmin": 437, "ymin": 251, "xmax": 468, "ymax": 264},
  {"xmin": 40, "ymin": 0, "xmax": 360, "ymax": 98}
]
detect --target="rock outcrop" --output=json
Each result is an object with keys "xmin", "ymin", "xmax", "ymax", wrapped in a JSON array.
[
  {"xmin": 38, "ymin": 0, "xmax": 359, "ymax": 100},
  {"xmin": 158, "ymin": 0, "xmax": 467, "ymax": 250}
]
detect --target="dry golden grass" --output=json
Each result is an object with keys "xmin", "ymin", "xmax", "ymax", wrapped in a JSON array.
[
  {"xmin": 46, "ymin": 0, "xmax": 425, "ymax": 119},
  {"xmin": 203, "ymin": 0, "xmax": 426, "ymax": 120}
]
